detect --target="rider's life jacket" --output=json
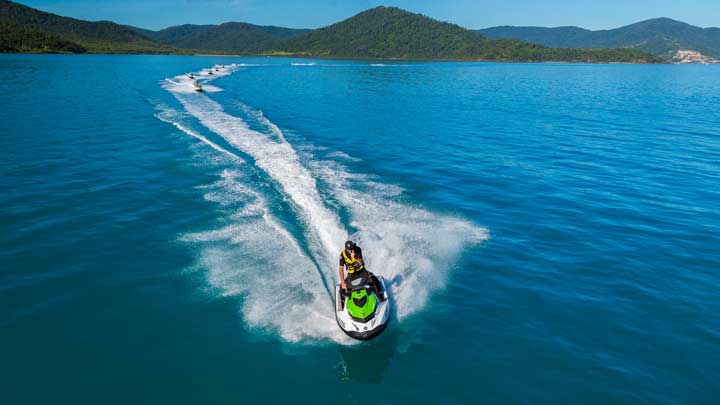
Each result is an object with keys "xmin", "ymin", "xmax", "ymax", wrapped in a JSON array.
[{"xmin": 342, "ymin": 249, "xmax": 364, "ymax": 274}]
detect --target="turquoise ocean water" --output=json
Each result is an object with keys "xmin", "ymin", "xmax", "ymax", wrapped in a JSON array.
[{"xmin": 1, "ymin": 54, "xmax": 719, "ymax": 403}]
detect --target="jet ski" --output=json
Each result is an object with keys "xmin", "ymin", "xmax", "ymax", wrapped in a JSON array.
[
  {"xmin": 335, "ymin": 273, "xmax": 390, "ymax": 341},
  {"xmin": 187, "ymin": 73, "xmax": 195, "ymax": 79},
  {"xmin": 193, "ymin": 81, "xmax": 203, "ymax": 92},
  {"xmin": 207, "ymin": 70, "xmax": 214, "ymax": 75}
]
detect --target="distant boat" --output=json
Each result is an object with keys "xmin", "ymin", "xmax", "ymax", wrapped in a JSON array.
[
  {"xmin": 208, "ymin": 70, "xmax": 213, "ymax": 75},
  {"xmin": 187, "ymin": 73, "xmax": 195, "ymax": 79}
]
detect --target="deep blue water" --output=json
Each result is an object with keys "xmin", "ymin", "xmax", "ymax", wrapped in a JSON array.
[{"xmin": 1, "ymin": 54, "xmax": 719, "ymax": 404}]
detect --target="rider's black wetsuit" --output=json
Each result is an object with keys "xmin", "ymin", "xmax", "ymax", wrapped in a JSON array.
[{"xmin": 340, "ymin": 246, "xmax": 383, "ymax": 297}]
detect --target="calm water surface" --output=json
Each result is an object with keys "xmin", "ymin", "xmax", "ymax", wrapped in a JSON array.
[{"xmin": 1, "ymin": 54, "xmax": 719, "ymax": 404}]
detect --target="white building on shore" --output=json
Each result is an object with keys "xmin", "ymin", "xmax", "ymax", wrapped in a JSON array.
[{"xmin": 673, "ymin": 50, "xmax": 720, "ymax": 64}]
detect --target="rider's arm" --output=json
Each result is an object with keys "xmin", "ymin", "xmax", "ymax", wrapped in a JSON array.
[{"xmin": 339, "ymin": 256, "xmax": 346, "ymax": 290}]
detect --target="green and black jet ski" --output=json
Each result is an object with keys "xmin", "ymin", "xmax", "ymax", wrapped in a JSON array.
[{"xmin": 335, "ymin": 273, "xmax": 390, "ymax": 341}]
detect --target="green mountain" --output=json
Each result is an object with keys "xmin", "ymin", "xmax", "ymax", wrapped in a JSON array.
[
  {"xmin": 0, "ymin": 21, "xmax": 85, "ymax": 53},
  {"xmin": 0, "ymin": 0, "xmax": 174, "ymax": 53},
  {"xmin": 132, "ymin": 24, "xmax": 213, "ymax": 44},
  {"xmin": 130, "ymin": 23, "xmax": 310, "ymax": 54},
  {"xmin": 1, "ymin": 1, "xmax": 661, "ymax": 63},
  {"xmin": 280, "ymin": 6, "xmax": 488, "ymax": 59},
  {"xmin": 479, "ymin": 18, "xmax": 720, "ymax": 59},
  {"xmin": 277, "ymin": 6, "xmax": 660, "ymax": 62}
]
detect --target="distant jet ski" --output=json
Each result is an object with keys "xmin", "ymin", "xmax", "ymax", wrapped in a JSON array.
[
  {"xmin": 193, "ymin": 81, "xmax": 203, "ymax": 92},
  {"xmin": 335, "ymin": 272, "xmax": 390, "ymax": 341},
  {"xmin": 207, "ymin": 70, "xmax": 213, "ymax": 75},
  {"xmin": 187, "ymin": 74, "xmax": 195, "ymax": 79}
]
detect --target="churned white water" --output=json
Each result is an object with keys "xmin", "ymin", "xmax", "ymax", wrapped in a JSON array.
[{"xmin": 159, "ymin": 65, "xmax": 487, "ymax": 343}]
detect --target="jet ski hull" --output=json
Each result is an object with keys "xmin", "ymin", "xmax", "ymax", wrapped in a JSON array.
[
  {"xmin": 342, "ymin": 319, "xmax": 388, "ymax": 341},
  {"xmin": 335, "ymin": 276, "xmax": 390, "ymax": 341}
]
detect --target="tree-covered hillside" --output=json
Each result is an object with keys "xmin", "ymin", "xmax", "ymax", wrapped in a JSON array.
[
  {"xmin": 135, "ymin": 22, "xmax": 310, "ymax": 54},
  {"xmin": 281, "ymin": 6, "xmax": 488, "ymax": 59},
  {"xmin": 278, "ymin": 6, "xmax": 661, "ymax": 62},
  {"xmin": 479, "ymin": 18, "xmax": 720, "ymax": 59},
  {"xmin": 1, "ymin": 1, "xmax": 662, "ymax": 63},
  {"xmin": 0, "ymin": 0, "xmax": 174, "ymax": 53},
  {"xmin": 0, "ymin": 21, "xmax": 85, "ymax": 53}
]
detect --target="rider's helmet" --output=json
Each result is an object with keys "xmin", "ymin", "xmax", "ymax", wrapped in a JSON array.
[{"xmin": 344, "ymin": 240, "xmax": 355, "ymax": 250}]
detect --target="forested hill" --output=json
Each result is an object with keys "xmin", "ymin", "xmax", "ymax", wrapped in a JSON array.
[
  {"xmin": 281, "ymin": 6, "xmax": 488, "ymax": 59},
  {"xmin": 278, "ymin": 7, "xmax": 662, "ymax": 62},
  {"xmin": 130, "ymin": 23, "xmax": 310, "ymax": 54},
  {"xmin": 0, "ymin": 21, "xmax": 86, "ymax": 53},
  {"xmin": 0, "ymin": 0, "xmax": 173, "ymax": 53},
  {"xmin": 478, "ymin": 18, "xmax": 720, "ymax": 59},
  {"xmin": 1, "ymin": 1, "xmax": 662, "ymax": 63}
]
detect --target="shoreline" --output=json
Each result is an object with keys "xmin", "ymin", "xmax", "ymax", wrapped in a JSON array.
[{"xmin": 0, "ymin": 51, "xmax": 668, "ymax": 65}]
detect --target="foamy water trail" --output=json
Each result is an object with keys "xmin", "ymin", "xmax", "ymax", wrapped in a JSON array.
[
  {"xmin": 326, "ymin": 151, "xmax": 362, "ymax": 162},
  {"xmin": 174, "ymin": 93, "xmax": 348, "ymax": 266},
  {"xmin": 162, "ymin": 64, "xmax": 247, "ymax": 94},
  {"xmin": 182, "ymin": 169, "xmax": 349, "ymax": 343},
  {"xmin": 306, "ymin": 159, "xmax": 488, "ymax": 318},
  {"xmin": 161, "ymin": 65, "xmax": 487, "ymax": 343},
  {"xmin": 237, "ymin": 102, "xmax": 288, "ymax": 143},
  {"xmin": 154, "ymin": 105, "xmax": 243, "ymax": 162},
  {"xmin": 155, "ymin": 100, "xmax": 351, "ymax": 342},
  {"xmin": 238, "ymin": 101, "xmax": 488, "ymax": 317}
]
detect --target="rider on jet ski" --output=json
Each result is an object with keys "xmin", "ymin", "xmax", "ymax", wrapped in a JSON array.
[{"xmin": 339, "ymin": 240, "xmax": 385, "ymax": 300}]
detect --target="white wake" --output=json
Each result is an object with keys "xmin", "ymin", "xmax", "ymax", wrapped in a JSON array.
[{"xmin": 159, "ymin": 65, "xmax": 488, "ymax": 343}]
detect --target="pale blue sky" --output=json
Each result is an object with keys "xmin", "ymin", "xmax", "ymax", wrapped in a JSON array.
[{"xmin": 18, "ymin": 0, "xmax": 720, "ymax": 31}]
